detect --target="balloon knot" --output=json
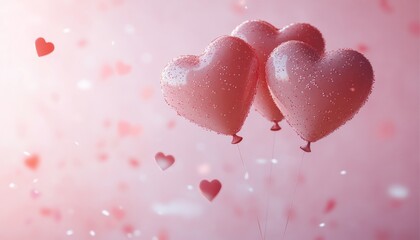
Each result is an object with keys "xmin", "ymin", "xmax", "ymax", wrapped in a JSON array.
[
  {"xmin": 300, "ymin": 141, "xmax": 311, "ymax": 152},
  {"xmin": 270, "ymin": 121, "xmax": 281, "ymax": 131},
  {"xmin": 231, "ymin": 134, "xmax": 243, "ymax": 144}
]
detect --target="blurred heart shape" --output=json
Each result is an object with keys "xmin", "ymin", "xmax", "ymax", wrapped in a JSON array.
[
  {"xmin": 199, "ymin": 179, "xmax": 222, "ymax": 202},
  {"xmin": 25, "ymin": 155, "xmax": 40, "ymax": 170},
  {"xmin": 35, "ymin": 37, "xmax": 54, "ymax": 57},
  {"xmin": 232, "ymin": 21, "xmax": 325, "ymax": 130},
  {"xmin": 155, "ymin": 152, "xmax": 175, "ymax": 171},
  {"xmin": 266, "ymin": 41, "xmax": 374, "ymax": 151},
  {"xmin": 116, "ymin": 61, "xmax": 132, "ymax": 75},
  {"xmin": 161, "ymin": 36, "xmax": 259, "ymax": 144}
]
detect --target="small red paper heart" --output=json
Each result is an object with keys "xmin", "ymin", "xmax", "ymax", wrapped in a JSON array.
[
  {"xmin": 35, "ymin": 38, "xmax": 54, "ymax": 57},
  {"xmin": 25, "ymin": 155, "xmax": 40, "ymax": 170},
  {"xmin": 155, "ymin": 152, "xmax": 175, "ymax": 171},
  {"xmin": 199, "ymin": 179, "xmax": 222, "ymax": 202}
]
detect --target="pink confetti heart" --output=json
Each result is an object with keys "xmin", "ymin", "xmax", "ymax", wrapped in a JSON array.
[
  {"xmin": 324, "ymin": 198, "xmax": 336, "ymax": 214},
  {"xmin": 118, "ymin": 120, "xmax": 141, "ymax": 137},
  {"xmin": 25, "ymin": 155, "xmax": 40, "ymax": 171},
  {"xmin": 116, "ymin": 61, "xmax": 132, "ymax": 75},
  {"xmin": 199, "ymin": 179, "xmax": 222, "ymax": 202},
  {"xmin": 266, "ymin": 41, "xmax": 374, "ymax": 151},
  {"xmin": 155, "ymin": 152, "xmax": 175, "ymax": 171}
]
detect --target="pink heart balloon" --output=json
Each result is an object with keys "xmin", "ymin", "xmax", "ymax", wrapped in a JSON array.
[
  {"xmin": 232, "ymin": 20, "xmax": 325, "ymax": 131},
  {"xmin": 161, "ymin": 36, "xmax": 259, "ymax": 144},
  {"xmin": 266, "ymin": 41, "xmax": 374, "ymax": 152}
]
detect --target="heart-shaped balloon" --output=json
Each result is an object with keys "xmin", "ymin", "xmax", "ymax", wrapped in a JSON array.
[
  {"xmin": 155, "ymin": 152, "xmax": 175, "ymax": 171},
  {"xmin": 266, "ymin": 41, "xmax": 373, "ymax": 151},
  {"xmin": 161, "ymin": 36, "xmax": 259, "ymax": 144},
  {"xmin": 199, "ymin": 179, "xmax": 222, "ymax": 202},
  {"xmin": 35, "ymin": 37, "xmax": 55, "ymax": 57},
  {"xmin": 232, "ymin": 20, "xmax": 325, "ymax": 130}
]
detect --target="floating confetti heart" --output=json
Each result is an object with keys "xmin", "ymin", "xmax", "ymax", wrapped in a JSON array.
[
  {"xmin": 118, "ymin": 120, "xmax": 142, "ymax": 137},
  {"xmin": 324, "ymin": 198, "xmax": 336, "ymax": 214},
  {"xmin": 35, "ymin": 37, "xmax": 54, "ymax": 57},
  {"xmin": 199, "ymin": 179, "xmax": 222, "ymax": 202},
  {"xmin": 379, "ymin": 0, "xmax": 393, "ymax": 13},
  {"xmin": 39, "ymin": 207, "xmax": 61, "ymax": 222},
  {"xmin": 155, "ymin": 152, "xmax": 175, "ymax": 171},
  {"xmin": 100, "ymin": 64, "xmax": 114, "ymax": 80},
  {"xmin": 128, "ymin": 158, "xmax": 140, "ymax": 168},
  {"xmin": 116, "ymin": 61, "xmax": 132, "ymax": 75},
  {"xmin": 25, "ymin": 154, "xmax": 40, "ymax": 170},
  {"xmin": 111, "ymin": 206, "xmax": 126, "ymax": 220}
]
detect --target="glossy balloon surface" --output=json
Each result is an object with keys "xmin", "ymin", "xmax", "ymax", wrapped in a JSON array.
[
  {"xmin": 266, "ymin": 41, "xmax": 373, "ymax": 142},
  {"xmin": 162, "ymin": 36, "xmax": 259, "ymax": 136},
  {"xmin": 232, "ymin": 21, "xmax": 325, "ymax": 124}
]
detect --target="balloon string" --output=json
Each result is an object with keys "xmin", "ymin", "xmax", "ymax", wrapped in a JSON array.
[
  {"xmin": 257, "ymin": 214, "xmax": 264, "ymax": 240},
  {"xmin": 281, "ymin": 151, "xmax": 306, "ymax": 240},
  {"xmin": 236, "ymin": 145, "xmax": 248, "ymax": 179},
  {"xmin": 236, "ymin": 145, "xmax": 264, "ymax": 240},
  {"xmin": 262, "ymin": 132, "xmax": 277, "ymax": 240}
]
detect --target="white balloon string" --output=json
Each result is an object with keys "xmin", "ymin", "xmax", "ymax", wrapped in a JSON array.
[
  {"xmin": 256, "ymin": 214, "xmax": 264, "ymax": 240},
  {"xmin": 236, "ymin": 145, "xmax": 249, "ymax": 180},
  {"xmin": 236, "ymin": 145, "xmax": 264, "ymax": 240},
  {"xmin": 281, "ymin": 151, "xmax": 306, "ymax": 240},
  {"xmin": 263, "ymin": 132, "xmax": 277, "ymax": 239}
]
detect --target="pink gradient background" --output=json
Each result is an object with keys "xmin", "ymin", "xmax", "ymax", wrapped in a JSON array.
[{"xmin": 0, "ymin": 0, "xmax": 419, "ymax": 240}]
